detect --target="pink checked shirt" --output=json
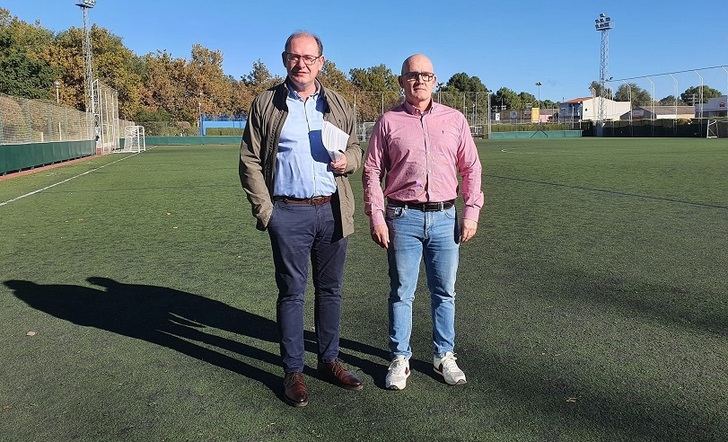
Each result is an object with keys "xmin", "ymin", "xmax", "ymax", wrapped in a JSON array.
[{"xmin": 363, "ymin": 100, "xmax": 484, "ymax": 226}]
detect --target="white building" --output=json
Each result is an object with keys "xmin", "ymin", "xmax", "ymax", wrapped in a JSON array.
[
  {"xmin": 622, "ymin": 105, "xmax": 695, "ymax": 120},
  {"xmin": 560, "ymin": 96, "xmax": 631, "ymax": 121},
  {"xmin": 697, "ymin": 95, "xmax": 727, "ymax": 118}
]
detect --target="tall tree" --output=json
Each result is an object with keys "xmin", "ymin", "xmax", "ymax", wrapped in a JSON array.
[
  {"xmin": 518, "ymin": 91, "xmax": 536, "ymax": 107},
  {"xmin": 658, "ymin": 95, "xmax": 686, "ymax": 106},
  {"xmin": 0, "ymin": 8, "xmax": 57, "ymax": 99},
  {"xmin": 589, "ymin": 80, "xmax": 612, "ymax": 99},
  {"xmin": 186, "ymin": 44, "xmax": 233, "ymax": 117},
  {"xmin": 350, "ymin": 64, "xmax": 399, "ymax": 121},
  {"xmin": 614, "ymin": 83, "xmax": 652, "ymax": 106},
  {"xmin": 349, "ymin": 64, "xmax": 399, "ymax": 92},
  {"xmin": 441, "ymin": 72, "xmax": 487, "ymax": 93},
  {"xmin": 493, "ymin": 87, "xmax": 520, "ymax": 110},
  {"xmin": 138, "ymin": 50, "xmax": 190, "ymax": 121},
  {"xmin": 319, "ymin": 60, "xmax": 355, "ymax": 99},
  {"xmin": 49, "ymin": 25, "xmax": 143, "ymax": 117},
  {"xmin": 242, "ymin": 60, "xmax": 281, "ymax": 97},
  {"xmin": 680, "ymin": 85, "xmax": 722, "ymax": 104}
]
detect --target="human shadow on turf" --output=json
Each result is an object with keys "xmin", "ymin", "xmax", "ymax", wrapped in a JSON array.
[{"xmin": 5, "ymin": 277, "xmax": 399, "ymax": 398}]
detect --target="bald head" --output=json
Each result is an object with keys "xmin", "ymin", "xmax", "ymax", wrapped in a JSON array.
[
  {"xmin": 401, "ymin": 54, "xmax": 433, "ymax": 76},
  {"xmin": 399, "ymin": 54, "xmax": 436, "ymax": 111}
]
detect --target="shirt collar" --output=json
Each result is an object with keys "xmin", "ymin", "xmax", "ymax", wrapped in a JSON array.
[
  {"xmin": 403, "ymin": 99, "xmax": 435, "ymax": 116},
  {"xmin": 285, "ymin": 79, "xmax": 321, "ymax": 101}
]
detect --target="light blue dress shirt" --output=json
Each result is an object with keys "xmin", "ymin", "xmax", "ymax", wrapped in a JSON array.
[{"xmin": 273, "ymin": 87, "xmax": 337, "ymax": 198}]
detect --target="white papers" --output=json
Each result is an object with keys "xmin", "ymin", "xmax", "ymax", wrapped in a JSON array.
[{"xmin": 322, "ymin": 121, "xmax": 349, "ymax": 161}]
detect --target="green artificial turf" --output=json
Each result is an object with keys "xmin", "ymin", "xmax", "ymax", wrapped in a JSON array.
[{"xmin": 1, "ymin": 139, "xmax": 727, "ymax": 441}]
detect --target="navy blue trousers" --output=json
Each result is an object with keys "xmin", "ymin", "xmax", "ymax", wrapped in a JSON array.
[{"xmin": 267, "ymin": 200, "xmax": 348, "ymax": 373}]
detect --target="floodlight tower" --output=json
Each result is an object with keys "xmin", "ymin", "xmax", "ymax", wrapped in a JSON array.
[
  {"xmin": 594, "ymin": 13, "xmax": 613, "ymax": 134},
  {"xmin": 76, "ymin": 0, "xmax": 96, "ymax": 122}
]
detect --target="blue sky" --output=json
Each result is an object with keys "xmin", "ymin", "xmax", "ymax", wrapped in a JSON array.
[{"xmin": 5, "ymin": 0, "xmax": 728, "ymax": 101}]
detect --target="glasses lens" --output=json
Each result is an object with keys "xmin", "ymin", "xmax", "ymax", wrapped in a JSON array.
[
  {"xmin": 404, "ymin": 72, "xmax": 434, "ymax": 82},
  {"xmin": 286, "ymin": 53, "xmax": 319, "ymax": 65}
]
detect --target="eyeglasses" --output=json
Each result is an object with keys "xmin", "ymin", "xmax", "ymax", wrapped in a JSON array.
[
  {"xmin": 284, "ymin": 52, "xmax": 322, "ymax": 66},
  {"xmin": 402, "ymin": 71, "xmax": 435, "ymax": 83}
]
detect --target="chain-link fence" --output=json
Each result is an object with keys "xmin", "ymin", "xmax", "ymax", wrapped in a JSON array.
[{"xmin": 0, "ymin": 92, "xmax": 94, "ymax": 145}]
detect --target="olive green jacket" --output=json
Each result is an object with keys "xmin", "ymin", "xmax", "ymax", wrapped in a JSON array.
[{"xmin": 238, "ymin": 81, "xmax": 362, "ymax": 238}]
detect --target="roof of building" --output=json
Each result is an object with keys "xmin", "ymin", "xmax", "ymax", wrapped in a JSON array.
[
  {"xmin": 634, "ymin": 105, "xmax": 695, "ymax": 115},
  {"xmin": 564, "ymin": 97, "xmax": 593, "ymax": 104}
]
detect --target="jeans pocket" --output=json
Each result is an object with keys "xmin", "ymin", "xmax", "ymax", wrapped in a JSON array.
[{"xmin": 443, "ymin": 206, "xmax": 457, "ymax": 219}]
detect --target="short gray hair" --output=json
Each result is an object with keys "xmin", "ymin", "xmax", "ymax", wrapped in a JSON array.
[{"xmin": 284, "ymin": 31, "xmax": 323, "ymax": 56}]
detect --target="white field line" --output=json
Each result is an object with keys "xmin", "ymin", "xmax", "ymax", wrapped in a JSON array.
[{"xmin": 0, "ymin": 153, "xmax": 139, "ymax": 208}]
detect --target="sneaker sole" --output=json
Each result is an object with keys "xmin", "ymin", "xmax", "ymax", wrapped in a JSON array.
[{"xmin": 433, "ymin": 368, "xmax": 467, "ymax": 386}]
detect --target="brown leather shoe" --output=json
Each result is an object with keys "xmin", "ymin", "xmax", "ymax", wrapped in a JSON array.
[
  {"xmin": 318, "ymin": 359, "xmax": 364, "ymax": 391},
  {"xmin": 283, "ymin": 372, "xmax": 308, "ymax": 407}
]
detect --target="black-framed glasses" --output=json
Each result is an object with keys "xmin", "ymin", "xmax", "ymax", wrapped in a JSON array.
[
  {"xmin": 283, "ymin": 52, "xmax": 322, "ymax": 66},
  {"xmin": 402, "ymin": 71, "xmax": 435, "ymax": 83}
]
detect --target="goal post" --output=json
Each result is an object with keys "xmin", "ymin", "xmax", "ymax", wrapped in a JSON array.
[
  {"xmin": 115, "ymin": 125, "xmax": 146, "ymax": 153},
  {"xmin": 706, "ymin": 119, "xmax": 727, "ymax": 139}
]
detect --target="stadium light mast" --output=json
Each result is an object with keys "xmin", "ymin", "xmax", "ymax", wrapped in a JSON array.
[
  {"xmin": 535, "ymin": 82, "xmax": 542, "ymax": 107},
  {"xmin": 54, "ymin": 80, "xmax": 61, "ymax": 104},
  {"xmin": 595, "ymin": 13, "xmax": 613, "ymax": 136},
  {"xmin": 76, "ymin": 0, "xmax": 96, "ymax": 132}
]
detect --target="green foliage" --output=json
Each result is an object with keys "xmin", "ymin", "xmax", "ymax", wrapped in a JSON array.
[
  {"xmin": 589, "ymin": 80, "xmax": 612, "ymax": 98},
  {"xmin": 205, "ymin": 127, "xmax": 242, "ymax": 136},
  {"xmin": 614, "ymin": 83, "xmax": 652, "ymax": 106},
  {"xmin": 441, "ymin": 72, "xmax": 487, "ymax": 93},
  {"xmin": 349, "ymin": 64, "xmax": 398, "ymax": 92},
  {"xmin": 0, "ymin": 8, "xmax": 57, "ymax": 99},
  {"xmin": 681, "ymin": 85, "xmax": 722, "ymax": 104},
  {"xmin": 659, "ymin": 95, "xmax": 686, "ymax": 105},
  {"xmin": 518, "ymin": 91, "xmax": 536, "ymax": 106},
  {"xmin": 492, "ymin": 123, "xmax": 571, "ymax": 132},
  {"xmin": 134, "ymin": 108, "xmax": 172, "ymax": 122}
]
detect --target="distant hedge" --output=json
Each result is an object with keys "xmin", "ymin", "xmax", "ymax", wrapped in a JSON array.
[
  {"xmin": 491, "ymin": 123, "xmax": 571, "ymax": 132},
  {"xmin": 206, "ymin": 127, "xmax": 243, "ymax": 136}
]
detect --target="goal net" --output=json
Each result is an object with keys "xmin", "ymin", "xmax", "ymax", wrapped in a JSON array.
[
  {"xmin": 357, "ymin": 121, "xmax": 376, "ymax": 141},
  {"xmin": 706, "ymin": 119, "xmax": 728, "ymax": 138},
  {"xmin": 115, "ymin": 125, "xmax": 146, "ymax": 153}
]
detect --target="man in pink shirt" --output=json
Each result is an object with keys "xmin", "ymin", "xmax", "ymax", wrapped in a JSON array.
[{"xmin": 362, "ymin": 54, "xmax": 483, "ymax": 390}]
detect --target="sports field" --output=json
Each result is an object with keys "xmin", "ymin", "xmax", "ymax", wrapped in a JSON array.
[{"xmin": 1, "ymin": 138, "xmax": 727, "ymax": 441}]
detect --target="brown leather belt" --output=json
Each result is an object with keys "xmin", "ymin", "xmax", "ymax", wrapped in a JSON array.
[
  {"xmin": 274, "ymin": 195, "xmax": 332, "ymax": 206},
  {"xmin": 388, "ymin": 199, "xmax": 455, "ymax": 212}
]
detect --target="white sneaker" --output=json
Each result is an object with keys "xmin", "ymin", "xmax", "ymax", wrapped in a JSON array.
[
  {"xmin": 385, "ymin": 356, "xmax": 411, "ymax": 390},
  {"xmin": 433, "ymin": 352, "xmax": 467, "ymax": 385}
]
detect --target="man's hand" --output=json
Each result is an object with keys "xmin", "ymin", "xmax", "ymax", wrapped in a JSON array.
[
  {"xmin": 460, "ymin": 219, "xmax": 478, "ymax": 243},
  {"xmin": 330, "ymin": 154, "xmax": 347, "ymax": 174},
  {"xmin": 370, "ymin": 223, "xmax": 390, "ymax": 249}
]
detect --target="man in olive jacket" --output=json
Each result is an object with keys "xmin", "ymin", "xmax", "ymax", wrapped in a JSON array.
[{"xmin": 238, "ymin": 31, "xmax": 363, "ymax": 407}]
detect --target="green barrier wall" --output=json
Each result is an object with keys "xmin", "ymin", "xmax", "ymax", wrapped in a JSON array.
[
  {"xmin": 146, "ymin": 136, "xmax": 241, "ymax": 146},
  {"xmin": 1, "ymin": 140, "xmax": 96, "ymax": 174},
  {"xmin": 489, "ymin": 130, "xmax": 582, "ymax": 139}
]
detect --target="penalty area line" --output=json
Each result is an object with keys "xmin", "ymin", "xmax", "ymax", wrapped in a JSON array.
[{"xmin": 0, "ymin": 153, "xmax": 139, "ymax": 208}]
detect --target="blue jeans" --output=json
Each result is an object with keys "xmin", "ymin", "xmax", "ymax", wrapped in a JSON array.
[
  {"xmin": 386, "ymin": 204, "xmax": 460, "ymax": 359},
  {"xmin": 267, "ymin": 200, "xmax": 347, "ymax": 373}
]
